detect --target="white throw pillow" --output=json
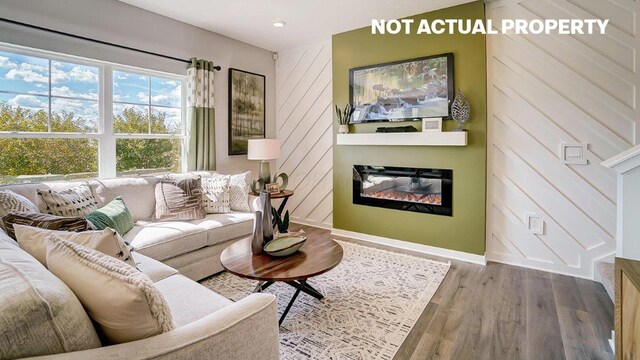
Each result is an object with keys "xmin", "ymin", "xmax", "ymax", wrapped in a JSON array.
[
  {"xmin": 45, "ymin": 235, "xmax": 175, "ymax": 344},
  {"xmin": 225, "ymin": 171, "xmax": 251, "ymax": 212},
  {"xmin": 0, "ymin": 190, "xmax": 38, "ymax": 230},
  {"xmin": 14, "ymin": 224, "xmax": 136, "ymax": 268},
  {"xmin": 201, "ymin": 175, "xmax": 231, "ymax": 213},
  {"xmin": 37, "ymin": 184, "xmax": 98, "ymax": 217}
]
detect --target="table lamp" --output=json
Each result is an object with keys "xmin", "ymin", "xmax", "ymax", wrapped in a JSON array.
[{"xmin": 248, "ymin": 138, "xmax": 281, "ymax": 183}]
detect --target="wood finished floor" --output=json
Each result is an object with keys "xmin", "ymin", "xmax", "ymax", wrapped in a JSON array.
[{"xmin": 291, "ymin": 224, "xmax": 614, "ymax": 360}]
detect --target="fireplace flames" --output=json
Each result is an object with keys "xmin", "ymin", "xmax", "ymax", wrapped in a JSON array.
[{"xmin": 363, "ymin": 191, "xmax": 442, "ymax": 205}]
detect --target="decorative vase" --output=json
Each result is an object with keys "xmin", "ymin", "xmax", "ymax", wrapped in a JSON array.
[
  {"xmin": 260, "ymin": 191, "xmax": 274, "ymax": 243},
  {"xmin": 250, "ymin": 178, "xmax": 265, "ymax": 195},
  {"xmin": 338, "ymin": 124, "xmax": 349, "ymax": 134},
  {"xmin": 451, "ymin": 90, "xmax": 470, "ymax": 131},
  {"xmin": 273, "ymin": 172, "xmax": 289, "ymax": 191},
  {"xmin": 251, "ymin": 210, "xmax": 264, "ymax": 255}
]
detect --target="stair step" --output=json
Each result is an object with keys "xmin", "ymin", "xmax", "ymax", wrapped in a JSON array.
[{"xmin": 595, "ymin": 261, "xmax": 614, "ymax": 302}]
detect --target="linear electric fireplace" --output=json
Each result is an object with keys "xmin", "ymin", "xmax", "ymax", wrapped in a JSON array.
[{"xmin": 353, "ymin": 165, "xmax": 453, "ymax": 216}]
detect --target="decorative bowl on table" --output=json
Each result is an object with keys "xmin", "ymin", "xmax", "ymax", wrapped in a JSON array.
[{"xmin": 264, "ymin": 235, "xmax": 307, "ymax": 257}]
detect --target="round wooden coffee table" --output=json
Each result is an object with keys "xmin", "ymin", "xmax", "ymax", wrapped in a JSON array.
[{"xmin": 220, "ymin": 232, "xmax": 343, "ymax": 325}]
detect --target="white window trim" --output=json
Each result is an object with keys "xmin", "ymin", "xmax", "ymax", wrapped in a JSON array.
[{"xmin": 0, "ymin": 42, "xmax": 188, "ymax": 180}]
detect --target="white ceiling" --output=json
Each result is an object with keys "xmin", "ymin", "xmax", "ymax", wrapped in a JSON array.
[{"xmin": 118, "ymin": 0, "xmax": 475, "ymax": 51}]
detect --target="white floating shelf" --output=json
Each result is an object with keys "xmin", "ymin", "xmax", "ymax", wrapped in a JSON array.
[{"xmin": 336, "ymin": 132, "xmax": 467, "ymax": 146}]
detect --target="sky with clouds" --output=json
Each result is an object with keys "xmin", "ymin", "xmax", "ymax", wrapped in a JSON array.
[{"xmin": 0, "ymin": 50, "xmax": 181, "ymax": 133}]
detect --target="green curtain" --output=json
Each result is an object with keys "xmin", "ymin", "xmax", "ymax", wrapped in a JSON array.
[{"xmin": 186, "ymin": 58, "xmax": 216, "ymax": 171}]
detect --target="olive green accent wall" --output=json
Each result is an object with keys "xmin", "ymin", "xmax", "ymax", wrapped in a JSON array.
[{"xmin": 332, "ymin": 1, "xmax": 487, "ymax": 255}]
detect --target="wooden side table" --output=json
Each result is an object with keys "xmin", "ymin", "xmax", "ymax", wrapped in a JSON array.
[
  {"xmin": 267, "ymin": 190, "xmax": 294, "ymax": 215},
  {"xmin": 251, "ymin": 190, "xmax": 294, "ymax": 228}
]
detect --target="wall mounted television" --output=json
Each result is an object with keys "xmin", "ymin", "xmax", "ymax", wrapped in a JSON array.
[{"xmin": 349, "ymin": 53, "xmax": 454, "ymax": 124}]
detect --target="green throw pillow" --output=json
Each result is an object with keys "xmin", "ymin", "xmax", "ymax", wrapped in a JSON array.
[{"xmin": 85, "ymin": 197, "xmax": 134, "ymax": 236}]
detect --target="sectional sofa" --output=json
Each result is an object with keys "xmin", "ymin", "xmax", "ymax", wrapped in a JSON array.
[
  {"xmin": 1, "ymin": 171, "xmax": 256, "ymax": 280},
  {"xmin": 0, "ymin": 172, "xmax": 280, "ymax": 359}
]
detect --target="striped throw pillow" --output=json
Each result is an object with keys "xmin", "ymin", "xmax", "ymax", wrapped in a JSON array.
[{"xmin": 2, "ymin": 212, "xmax": 92, "ymax": 240}]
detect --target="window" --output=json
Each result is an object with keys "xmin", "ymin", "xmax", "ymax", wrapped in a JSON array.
[
  {"xmin": 113, "ymin": 70, "xmax": 183, "ymax": 176},
  {"xmin": 0, "ymin": 45, "xmax": 185, "ymax": 185}
]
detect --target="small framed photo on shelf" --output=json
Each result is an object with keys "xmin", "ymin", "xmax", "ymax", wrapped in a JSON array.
[
  {"xmin": 266, "ymin": 183, "xmax": 280, "ymax": 193},
  {"xmin": 422, "ymin": 118, "xmax": 442, "ymax": 132}
]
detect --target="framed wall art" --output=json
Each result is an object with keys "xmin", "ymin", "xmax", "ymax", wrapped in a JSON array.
[{"xmin": 228, "ymin": 68, "xmax": 266, "ymax": 155}]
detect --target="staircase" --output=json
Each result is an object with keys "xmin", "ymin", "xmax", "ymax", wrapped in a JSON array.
[
  {"xmin": 600, "ymin": 144, "xmax": 640, "ymax": 354},
  {"xmin": 598, "ymin": 144, "xmax": 640, "ymax": 302},
  {"xmin": 602, "ymin": 144, "xmax": 640, "ymax": 262}
]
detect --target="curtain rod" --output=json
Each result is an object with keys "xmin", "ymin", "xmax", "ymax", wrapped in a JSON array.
[{"xmin": 0, "ymin": 17, "xmax": 222, "ymax": 71}]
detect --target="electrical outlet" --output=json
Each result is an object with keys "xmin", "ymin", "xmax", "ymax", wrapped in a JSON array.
[{"xmin": 524, "ymin": 212, "xmax": 544, "ymax": 235}]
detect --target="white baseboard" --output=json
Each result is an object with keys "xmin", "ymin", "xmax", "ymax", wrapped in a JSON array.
[
  {"xmin": 291, "ymin": 219, "xmax": 333, "ymax": 231},
  {"xmin": 486, "ymin": 253, "xmax": 594, "ymax": 280},
  {"xmin": 609, "ymin": 331, "xmax": 615, "ymax": 354},
  {"xmin": 331, "ymin": 228, "xmax": 486, "ymax": 265}
]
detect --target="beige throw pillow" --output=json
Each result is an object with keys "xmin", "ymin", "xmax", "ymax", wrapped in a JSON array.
[
  {"xmin": 45, "ymin": 235, "xmax": 175, "ymax": 344},
  {"xmin": 14, "ymin": 224, "xmax": 136, "ymax": 268},
  {"xmin": 201, "ymin": 175, "xmax": 231, "ymax": 213},
  {"xmin": 37, "ymin": 184, "xmax": 98, "ymax": 217}
]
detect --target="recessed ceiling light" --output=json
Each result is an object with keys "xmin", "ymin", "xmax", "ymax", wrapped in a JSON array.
[{"xmin": 273, "ymin": 20, "xmax": 286, "ymax": 28}]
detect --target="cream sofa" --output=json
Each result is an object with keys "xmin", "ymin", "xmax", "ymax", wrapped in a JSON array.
[
  {"xmin": 0, "ymin": 228, "xmax": 279, "ymax": 360},
  {"xmin": 0, "ymin": 173, "xmax": 280, "ymax": 360},
  {"xmin": 0, "ymin": 171, "xmax": 254, "ymax": 281}
]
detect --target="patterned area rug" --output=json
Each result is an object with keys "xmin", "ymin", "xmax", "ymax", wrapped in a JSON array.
[{"xmin": 201, "ymin": 241, "xmax": 450, "ymax": 360}]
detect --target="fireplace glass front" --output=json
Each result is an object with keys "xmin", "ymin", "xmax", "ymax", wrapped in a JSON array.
[{"xmin": 353, "ymin": 165, "xmax": 453, "ymax": 216}]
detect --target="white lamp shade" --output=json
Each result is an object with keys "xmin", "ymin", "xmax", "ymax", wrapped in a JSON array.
[{"xmin": 247, "ymin": 139, "xmax": 281, "ymax": 160}]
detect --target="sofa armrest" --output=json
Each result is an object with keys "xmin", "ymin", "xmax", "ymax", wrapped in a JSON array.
[{"xmin": 29, "ymin": 293, "xmax": 279, "ymax": 360}]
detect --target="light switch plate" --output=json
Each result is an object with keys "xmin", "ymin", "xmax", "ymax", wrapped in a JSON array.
[
  {"xmin": 560, "ymin": 143, "xmax": 588, "ymax": 165},
  {"xmin": 524, "ymin": 212, "xmax": 544, "ymax": 235}
]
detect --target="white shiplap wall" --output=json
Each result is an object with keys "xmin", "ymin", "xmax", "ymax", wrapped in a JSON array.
[
  {"xmin": 486, "ymin": 0, "xmax": 638, "ymax": 278},
  {"xmin": 275, "ymin": 40, "xmax": 333, "ymax": 228}
]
